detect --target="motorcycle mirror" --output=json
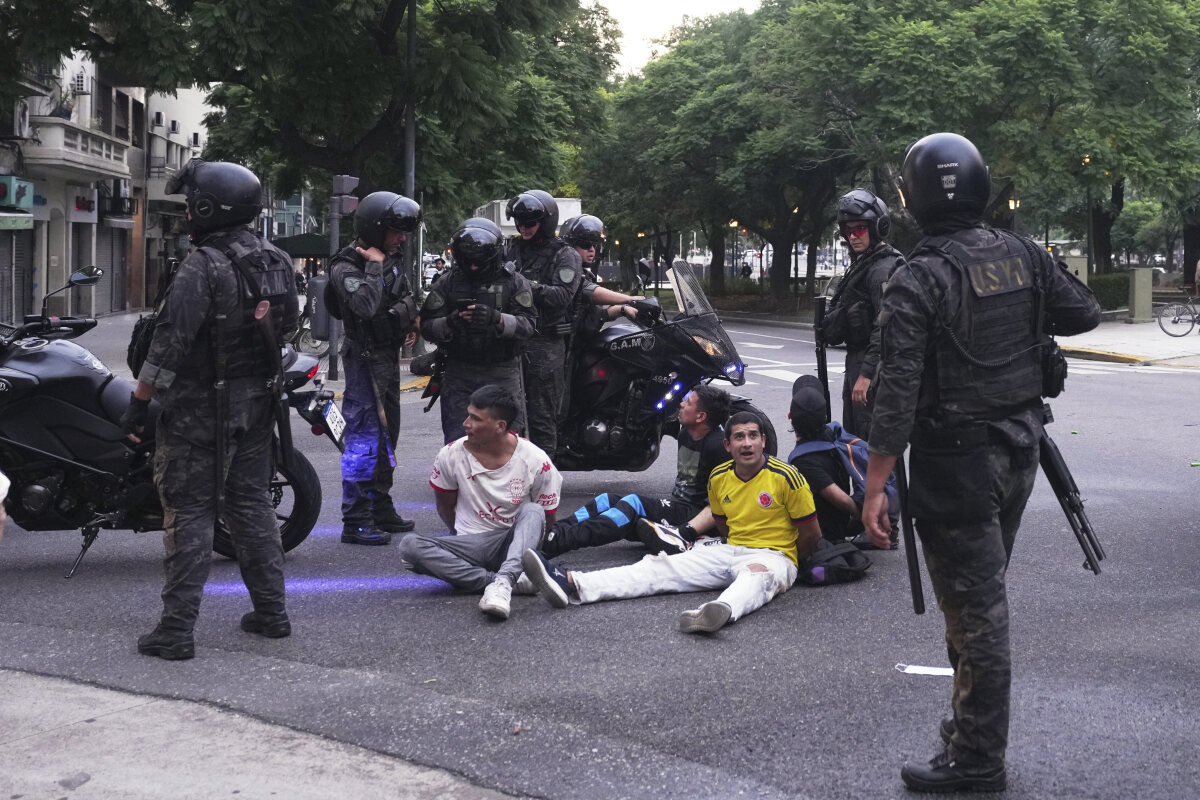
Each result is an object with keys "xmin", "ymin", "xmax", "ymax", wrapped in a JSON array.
[{"xmin": 68, "ymin": 265, "xmax": 104, "ymax": 287}]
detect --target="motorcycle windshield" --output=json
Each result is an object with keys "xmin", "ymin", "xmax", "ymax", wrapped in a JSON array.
[{"xmin": 667, "ymin": 262, "xmax": 714, "ymax": 317}]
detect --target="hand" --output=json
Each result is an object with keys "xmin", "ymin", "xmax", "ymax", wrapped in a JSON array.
[
  {"xmin": 852, "ymin": 374, "xmax": 871, "ymax": 407},
  {"xmin": 120, "ymin": 394, "xmax": 150, "ymax": 442},
  {"xmin": 862, "ymin": 489, "xmax": 893, "ymax": 549},
  {"xmin": 405, "ymin": 330, "xmax": 418, "ymax": 348},
  {"xmin": 355, "ymin": 245, "xmax": 387, "ymax": 263},
  {"xmin": 465, "ymin": 303, "xmax": 502, "ymax": 334}
]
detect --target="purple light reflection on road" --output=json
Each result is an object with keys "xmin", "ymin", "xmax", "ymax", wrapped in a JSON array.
[{"xmin": 203, "ymin": 573, "xmax": 451, "ymax": 597}]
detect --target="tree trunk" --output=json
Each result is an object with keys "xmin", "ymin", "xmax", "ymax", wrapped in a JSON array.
[
  {"xmin": 1183, "ymin": 220, "xmax": 1200, "ymax": 288},
  {"xmin": 1093, "ymin": 180, "xmax": 1125, "ymax": 274},
  {"xmin": 707, "ymin": 227, "xmax": 726, "ymax": 296},
  {"xmin": 768, "ymin": 236, "xmax": 793, "ymax": 298}
]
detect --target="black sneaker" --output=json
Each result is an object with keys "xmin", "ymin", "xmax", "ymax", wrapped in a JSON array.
[
  {"xmin": 341, "ymin": 525, "xmax": 392, "ymax": 546},
  {"xmin": 375, "ymin": 510, "xmax": 415, "ymax": 534},
  {"xmin": 850, "ymin": 532, "xmax": 899, "ymax": 551},
  {"xmin": 636, "ymin": 518, "xmax": 691, "ymax": 555},
  {"xmin": 520, "ymin": 549, "xmax": 576, "ymax": 608},
  {"xmin": 901, "ymin": 749, "xmax": 1006, "ymax": 793},
  {"xmin": 240, "ymin": 611, "xmax": 292, "ymax": 638},
  {"xmin": 137, "ymin": 626, "xmax": 195, "ymax": 660}
]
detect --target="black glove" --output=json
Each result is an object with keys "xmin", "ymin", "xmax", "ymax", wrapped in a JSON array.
[
  {"xmin": 467, "ymin": 303, "xmax": 503, "ymax": 334},
  {"xmin": 447, "ymin": 309, "xmax": 469, "ymax": 331},
  {"xmin": 629, "ymin": 299, "xmax": 660, "ymax": 323},
  {"xmin": 120, "ymin": 393, "xmax": 150, "ymax": 438}
]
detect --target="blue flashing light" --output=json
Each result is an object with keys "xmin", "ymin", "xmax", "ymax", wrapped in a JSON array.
[
  {"xmin": 673, "ymin": 382, "xmax": 682, "ymax": 392},
  {"xmin": 656, "ymin": 401, "xmax": 665, "ymax": 410}
]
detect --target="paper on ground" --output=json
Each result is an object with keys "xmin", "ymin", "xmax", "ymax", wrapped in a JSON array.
[{"xmin": 896, "ymin": 663, "xmax": 954, "ymax": 676}]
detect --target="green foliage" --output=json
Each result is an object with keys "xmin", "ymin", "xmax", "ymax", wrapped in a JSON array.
[{"xmin": 1088, "ymin": 272, "xmax": 1130, "ymax": 310}]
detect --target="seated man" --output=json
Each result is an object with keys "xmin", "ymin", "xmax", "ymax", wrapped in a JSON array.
[
  {"xmin": 521, "ymin": 412, "xmax": 820, "ymax": 634},
  {"xmin": 398, "ymin": 385, "xmax": 562, "ymax": 621},
  {"xmin": 787, "ymin": 375, "xmax": 897, "ymax": 550},
  {"xmin": 540, "ymin": 385, "xmax": 732, "ymax": 557}
]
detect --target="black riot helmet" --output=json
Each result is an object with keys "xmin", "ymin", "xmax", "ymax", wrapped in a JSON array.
[
  {"xmin": 505, "ymin": 189, "xmax": 559, "ymax": 241},
  {"xmin": 450, "ymin": 217, "xmax": 505, "ymax": 282},
  {"xmin": 837, "ymin": 189, "xmax": 890, "ymax": 242},
  {"xmin": 166, "ymin": 158, "xmax": 262, "ymax": 238},
  {"xmin": 561, "ymin": 214, "xmax": 606, "ymax": 249},
  {"xmin": 898, "ymin": 132, "xmax": 990, "ymax": 230},
  {"xmin": 354, "ymin": 191, "xmax": 421, "ymax": 250}
]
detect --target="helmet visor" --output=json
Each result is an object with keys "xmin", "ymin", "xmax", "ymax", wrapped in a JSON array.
[
  {"xmin": 506, "ymin": 195, "xmax": 545, "ymax": 225},
  {"xmin": 382, "ymin": 197, "xmax": 420, "ymax": 234},
  {"xmin": 165, "ymin": 158, "xmax": 204, "ymax": 196}
]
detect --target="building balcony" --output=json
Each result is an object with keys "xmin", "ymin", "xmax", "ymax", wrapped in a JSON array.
[
  {"xmin": 146, "ymin": 157, "xmax": 179, "ymax": 203},
  {"xmin": 23, "ymin": 116, "xmax": 132, "ymax": 181}
]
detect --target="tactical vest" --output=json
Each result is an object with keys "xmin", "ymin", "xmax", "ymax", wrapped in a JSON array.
[
  {"xmin": 332, "ymin": 246, "xmax": 416, "ymax": 349},
  {"xmin": 436, "ymin": 266, "xmax": 525, "ymax": 363},
  {"xmin": 830, "ymin": 244, "xmax": 902, "ymax": 348},
  {"xmin": 513, "ymin": 236, "xmax": 572, "ymax": 328},
  {"xmin": 916, "ymin": 230, "xmax": 1042, "ymax": 419},
  {"xmin": 195, "ymin": 233, "xmax": 292, "ymax": 381}
]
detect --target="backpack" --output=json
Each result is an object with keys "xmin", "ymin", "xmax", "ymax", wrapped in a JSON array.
[
  {"xmin": 126, "ymin": 258, "xmax": 179, "ymax": 376},
  {"xmin": 797, "ymin": 538, "xmax": 871, "ymax": 586},
  {"xmin": 788, "ymin": 421, "xmax": 901, "ymax": 532}
]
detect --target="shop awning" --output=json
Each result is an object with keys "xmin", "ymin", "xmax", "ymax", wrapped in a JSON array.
[
  {"xmin": 272, "ymin": 231, "xmax": 332, "ymax": 258},
  {"xmin": 0, "ymin": 211, "xmax": 33, "ymax": 230},
  {"xmin": 102, "ymin": 217, "xmax": 135, "ymax": 229}
]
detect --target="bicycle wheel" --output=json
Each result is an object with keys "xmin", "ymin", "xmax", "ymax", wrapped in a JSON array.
[{"xmin": 1157, "ymin": 303, "xmax": 1196, "ymax": 337}]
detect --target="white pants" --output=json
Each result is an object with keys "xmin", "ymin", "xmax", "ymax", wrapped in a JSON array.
[{"xmin": 572, "ymin": 539, "xmax": 798, "ymax": 622}]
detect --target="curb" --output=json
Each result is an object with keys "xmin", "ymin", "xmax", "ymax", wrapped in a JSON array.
[{"xmin": 1058, "ymin": 347, "xmax": 1145, "ymax": 365}]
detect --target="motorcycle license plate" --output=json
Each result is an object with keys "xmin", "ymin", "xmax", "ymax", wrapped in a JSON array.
[{"xmin": 323, "ymin": 399, "xmax": 347, "ymax": 445}]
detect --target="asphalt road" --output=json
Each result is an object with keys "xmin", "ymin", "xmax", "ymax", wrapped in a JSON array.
[{"xmin": 2, "ymin": 319, "xmax": 1199, "ymax": 799}]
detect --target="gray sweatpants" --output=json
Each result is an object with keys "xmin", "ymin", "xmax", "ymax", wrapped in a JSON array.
[{"xmin": 399, "ymin": 502, "xmax": 545, "ymax": 591}]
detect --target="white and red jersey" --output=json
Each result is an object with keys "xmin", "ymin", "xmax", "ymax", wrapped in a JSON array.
[{"xmin": 430, "ymin": 434, "xmax": 561, "ymax": 536}]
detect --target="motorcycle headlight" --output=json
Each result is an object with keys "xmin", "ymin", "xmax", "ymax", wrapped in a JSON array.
[{"xmin": 691, "ymin": 334, "xmax": 726, "ymax": 360}]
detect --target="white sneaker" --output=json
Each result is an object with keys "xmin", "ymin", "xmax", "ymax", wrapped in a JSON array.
[
  {"xmin": 512, "ymin": 573, "xmax": 537, "ymax": 595},
  {"xmin": 678, "ymin": 601, "xmax": 732, "ymax": 634},
  {"xmin": 479, "ymin": 578, "xmax": 513, "ymax": 620}
]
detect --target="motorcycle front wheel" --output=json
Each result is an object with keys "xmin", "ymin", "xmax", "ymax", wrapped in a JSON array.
[
  {"xmin": 731, "ymin": 399, "xmax": 778, "ymax": 457},
  {"xmin": 294, "ymin": 326, "xmax": 330, "ymax": 357},
  {"xmin": 212, "ymin": 449, "xmax": 322, "ymax": 559}
]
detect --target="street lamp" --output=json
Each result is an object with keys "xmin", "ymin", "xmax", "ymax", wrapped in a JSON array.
[
  {"xmin": 1082, "ymin": 154, "xmax": 1094, "ymax": 274},
  {"xmin": 1008, "ymin": 196, "xmax": 1020, "ymax": 235},
  {"xmin": 729, "ymin": 219, "xmax": 739, "ymax": 279}
]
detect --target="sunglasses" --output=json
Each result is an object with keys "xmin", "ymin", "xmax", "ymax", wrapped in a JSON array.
[{"xmin": 843, "ymin": 223, "xmax": 870, "ymax": 237}]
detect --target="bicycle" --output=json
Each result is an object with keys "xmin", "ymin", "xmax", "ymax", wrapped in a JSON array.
[{"xmin": 1157, "ymin": 287, "xmax": 1198, "ymax": 337}]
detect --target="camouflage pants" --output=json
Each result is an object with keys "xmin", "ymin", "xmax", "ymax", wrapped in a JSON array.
[
  {"xmin": 916, "ymin": 442, "xmax": 1038, "ymax": 764},
  {"xmin": 439, "ymin": 358, "xmax": 525, "ymax": 444},
  {"xmin": 153, "ymin": 392, "xmax": 285, "ymax": 633},
  {"xmin": 522, "ymin": 336, "xmax": 566, "ymax": 455},
  {"xmin": 339, "ymin": 339, "xmax": 401, "ymax": 527}
]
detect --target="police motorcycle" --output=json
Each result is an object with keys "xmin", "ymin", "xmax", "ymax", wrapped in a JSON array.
[
  {"xmin": 554, "ymin": 260, "xmax": 774, "ymax": 471},
  {"xmin": 0, "ymin": 266, "xmax": 337, "ymax": 577}
]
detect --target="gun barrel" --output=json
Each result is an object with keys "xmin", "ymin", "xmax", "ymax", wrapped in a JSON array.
[{"xmin": 1039, "ymin": 432, "xmax": 1105, "ymax": 574}]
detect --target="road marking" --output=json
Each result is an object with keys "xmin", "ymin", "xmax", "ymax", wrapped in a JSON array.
[
  {"xmin": 739, "ymin": 342, "xmax": 786, "ymax": 350},
  {"xmin": 755, "ymin": 369, "xmax": 805, "ymax": 383}
]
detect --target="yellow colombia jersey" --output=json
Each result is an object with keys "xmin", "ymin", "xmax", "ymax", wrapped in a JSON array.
[{"xmin": 708, "ymin": 455, "xmax": 816, "ymax": 566}]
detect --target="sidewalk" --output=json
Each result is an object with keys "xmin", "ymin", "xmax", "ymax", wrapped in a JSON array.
[{"xmin": 0, "ymin": 670, "xmax": 514, "ymax": 800}]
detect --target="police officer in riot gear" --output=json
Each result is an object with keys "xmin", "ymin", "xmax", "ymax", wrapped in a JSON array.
[
  {"xmin": 820, "ymin": 189, "xmax": 904, "ymax": 442},
  {"xmin": 861, "ymin": 134, "xmax": 1099, "ymax": 792},
  {"xmin": 505, "ymin": 190, "xmax": 582, "ymax": 455},
  {"xmin": 561, "ymin": 214, "xmax": 646, "ymax": 331},
  {"xmin": 330, "ymin": 191, "xmax": 422, "ymax": 546},
  {"xmin": 421, "ymin": 217, "xmax": 537, "ymax": 444},
  {"xmin": 121, "ymin": 158, "xmax": 299, "ymax": 659}
]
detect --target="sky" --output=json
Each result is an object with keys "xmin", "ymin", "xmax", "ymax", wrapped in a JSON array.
[{"xmin": 599, "ymin": 0, "xmax": 762, "ymax": 74}]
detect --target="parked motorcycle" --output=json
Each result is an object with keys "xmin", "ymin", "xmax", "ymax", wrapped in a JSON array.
[
  {"xmin": 0, "ymin": 266, "xmax": 343, "ymax": 576},
  {"xmin": 555, "ymin": 261, "xmax": 774, "ymax": 471}
]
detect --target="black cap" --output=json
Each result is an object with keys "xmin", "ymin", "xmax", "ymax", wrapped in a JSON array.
[{"xmin": 790, "ymin": 375, "xmax": 827, "ymax": 436}]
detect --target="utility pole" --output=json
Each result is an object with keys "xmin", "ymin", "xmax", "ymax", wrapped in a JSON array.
[{"xmin": 328, "ymin": 174, "xmax": 359, "ymax": 380}]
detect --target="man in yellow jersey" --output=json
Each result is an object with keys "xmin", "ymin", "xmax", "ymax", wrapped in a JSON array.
[{"xmin": 522, "ymin": 411, "xmax": 821, "ymax": 633}]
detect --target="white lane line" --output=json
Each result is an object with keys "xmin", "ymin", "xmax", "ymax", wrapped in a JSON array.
[{"xmin": 739, "ymin": 342, "xmax": 786, "ymax": 350}]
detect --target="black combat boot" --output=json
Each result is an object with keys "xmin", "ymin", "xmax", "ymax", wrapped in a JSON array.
[
  {"xmin": 375, "ymin": 508, "xmax": 415, "ymax": 534},
  {"xmin": 901, "ymin": 749, "xmax": 1006, "ymax": 793},
  {"xmin": 341, "ymin": 524, "xmax": 392, "ymax": 545},
  {"xmin": 137, "ymin": 625, "xmax": 195, "ymax": 660},
  {"xmin": 240, "ymin": 611, "xmax": 292, "ymax": 638}
]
